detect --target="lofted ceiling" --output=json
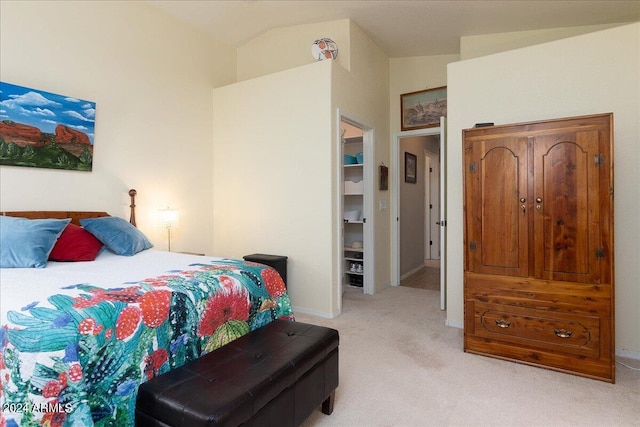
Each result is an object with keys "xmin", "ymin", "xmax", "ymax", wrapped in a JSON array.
[{"xmin": 149, "ymin": 0, "xmax": 640, "ymax": 57}]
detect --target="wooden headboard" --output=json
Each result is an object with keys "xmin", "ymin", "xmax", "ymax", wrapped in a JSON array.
[{"xmin": 1, "ymin": 189, "xmax": 138, "ymax": 226}]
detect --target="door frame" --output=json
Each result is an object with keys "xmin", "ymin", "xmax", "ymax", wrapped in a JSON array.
[{"xmin": 391, "ymin": 117, "xmax": 446, "ymax": 310}]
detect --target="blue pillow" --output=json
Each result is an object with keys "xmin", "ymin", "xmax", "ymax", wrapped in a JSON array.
[
  {"xmin": 80, "ymin": 216, "xmax": 153, "ymax": 256},
  {"xmin": 0, "ymin": 216, "xmax": 71, "ymax": 268}
]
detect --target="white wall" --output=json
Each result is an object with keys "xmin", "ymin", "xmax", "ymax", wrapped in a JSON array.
[
  {"xmin": 213, "ymin": 20, "xmax": 389, "ymax": 316},
  {"xmin": 448, "ymin": 23, "xmax": 640, "ymax": 355},
  {"xmin": 0, "ymin": 1, "xmax": 236, "ymax": 255},
  {"xmin": 213, "ymin": 61, "xmax": 334, "ymax": 315},
  {"xmin": 332, "ymin": 23, "xmax": 390, "ymax": 300}
]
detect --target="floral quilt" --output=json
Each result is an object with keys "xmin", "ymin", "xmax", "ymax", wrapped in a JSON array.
[{"xmin": 0, "ymin": 258, "xmax": 293, "ymax": 427}]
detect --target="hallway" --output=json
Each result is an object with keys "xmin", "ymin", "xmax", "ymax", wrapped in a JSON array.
[{"xmin": 400, "ymin": 260, "xmax": 440, "ymax": 291}]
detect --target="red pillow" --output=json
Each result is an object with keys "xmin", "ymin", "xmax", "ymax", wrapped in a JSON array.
[{"xmin": 49, "ymin": 223, "xmax": 103, "ymax": 262}]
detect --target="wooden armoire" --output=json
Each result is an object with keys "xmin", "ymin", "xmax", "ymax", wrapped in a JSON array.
[{"xmin": 463, "ymin": 113, "xmax": 615, "ymax": 382}]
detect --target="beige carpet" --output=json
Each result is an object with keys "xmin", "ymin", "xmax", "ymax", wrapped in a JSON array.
[{"xmin": 296, "ymin": 286, "xmax": 640, "ymax": 427}]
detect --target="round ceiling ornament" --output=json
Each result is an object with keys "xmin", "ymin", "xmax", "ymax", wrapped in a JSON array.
[{"xmin": 311, "ymin": 37, "xmax": 338, "ymax": 61}]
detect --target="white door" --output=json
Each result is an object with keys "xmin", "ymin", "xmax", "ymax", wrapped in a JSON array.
[
  {"xmin": 439, "ymin": 117, "xmax": 447, "ymax": 310},
  {"xmin": 424, "ymin": 151, "xmax": 441, "ymax": 260},
  {"xmin": 424, "ymin": 155, "xmax": 432, "ymax": 259}
]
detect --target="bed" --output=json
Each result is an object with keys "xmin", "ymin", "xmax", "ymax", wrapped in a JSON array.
[{"xmin": 0, "ymin": 191, "xmax": 293, "ymax": 426}]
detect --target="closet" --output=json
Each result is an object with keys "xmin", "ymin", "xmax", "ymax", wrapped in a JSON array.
[
  {"xmin": 342, "ymin": 123, "xmax": 365, "ymax": 289},
  {"xmin": 463, "ymin": 113, "xmax": 615, "ymax": 382}
]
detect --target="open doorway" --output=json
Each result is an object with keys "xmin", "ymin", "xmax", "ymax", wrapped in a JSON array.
[
  {"xmin": 336, "ymin": 110, "xmax": 375, "ymax": 314},
  {"xmin": 391, "ymin": 119, "xmax": 446, "ymax": 310},
  {"xmin": 398, "ymin": 135, "xmax": 440, "ymax": 290}
]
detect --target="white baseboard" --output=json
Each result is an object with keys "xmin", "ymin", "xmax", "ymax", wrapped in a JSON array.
[
  {"xmin": 445, "ymin": 319, "xmax": 463, "ymax": 329},
  {"xmin": 616, "ymin": 348, "xmax": 640, "ymax": 360},
  {"xmin": 400, "ymin": 264, "xmax": 425, "ymax": 281},
  {"xmin": 292, "ymin": 305, "xmax": 338, "ymax": 319}
]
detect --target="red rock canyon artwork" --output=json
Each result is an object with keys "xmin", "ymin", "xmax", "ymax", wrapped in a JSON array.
[{"xmin": 0, "ymin": 82, "xmax": 96, "ymax": 171}]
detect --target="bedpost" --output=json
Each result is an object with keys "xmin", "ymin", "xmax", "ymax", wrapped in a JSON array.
[{"xmin": 129, "ymin": 189, "xmax": 137, "ymax": 227}]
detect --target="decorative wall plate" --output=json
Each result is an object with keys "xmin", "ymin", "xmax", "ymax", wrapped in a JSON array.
[{"xmin": 311, "ymin": 37, "xmax": 338, "ymax": 61}]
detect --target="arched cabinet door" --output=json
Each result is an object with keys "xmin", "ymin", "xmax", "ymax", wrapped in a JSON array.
[
  {"xmin": 464, "ymin": 135, "xmax": 529, "ymax": 278},
  {"xmin": 532, "ymin": 126, "xmax": 611, "ymax": 284}
]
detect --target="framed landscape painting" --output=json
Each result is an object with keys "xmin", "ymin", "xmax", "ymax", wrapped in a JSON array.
[
  {"xmin": 401, "ymin": 86, "xmax": 446, "ymax": 131},
  {"xmin": 0, "ymin": 81, "xmax": 96, "ymax": 171}
]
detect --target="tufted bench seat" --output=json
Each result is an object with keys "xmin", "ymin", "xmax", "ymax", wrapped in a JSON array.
[{"xmin": 135, "ymin": 320, "xmax": 339, "ymax": 427}]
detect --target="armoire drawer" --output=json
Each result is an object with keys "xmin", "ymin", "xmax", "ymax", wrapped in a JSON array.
[{"xmin": 470, "ymin": 301, "xmax": 600, "ymax": 358}]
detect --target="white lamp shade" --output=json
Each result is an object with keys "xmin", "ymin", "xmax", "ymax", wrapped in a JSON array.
[{"xmin": 159, "ymin": 208, "xmax": 179, "ymax": 228}]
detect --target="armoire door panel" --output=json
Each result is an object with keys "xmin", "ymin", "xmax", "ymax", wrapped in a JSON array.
[
  {"xmin": 465, "ymin": 137, "xmax": 528, "ymax": 277},
  {"xmin": 534, "ymin": 131, "xmax": 601, "ymax": 283}
]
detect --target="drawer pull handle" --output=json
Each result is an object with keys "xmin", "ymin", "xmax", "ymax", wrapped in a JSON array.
[
  {"xmin": 495, "ymin": 319, "xmax": 511, "ymax": 328},
  {"xmin": 554, "ymin": 328, "xmax": 573, "ymax": 338}
]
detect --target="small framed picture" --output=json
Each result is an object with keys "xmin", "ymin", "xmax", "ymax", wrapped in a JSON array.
[
  {"xmin": 400, "ymin": 86, "xmax": 447, "ymax": 131},
  {"xmin": 379, "ymin": 164, "xmax": 388, "ymax": 190},
  {"xmin": 405, "ymin": 152, "xmax": 417, "ymax": 184}
]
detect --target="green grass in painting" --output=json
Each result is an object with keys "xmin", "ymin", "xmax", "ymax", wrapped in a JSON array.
[{"xmin": 0, "ymin": 137, "xmax": 92, "ymax": 171}]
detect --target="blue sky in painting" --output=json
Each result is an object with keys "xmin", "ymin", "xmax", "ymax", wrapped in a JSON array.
[{"xmin": 0, "ymin": 82, "xmax": 95, "ymax": 144}]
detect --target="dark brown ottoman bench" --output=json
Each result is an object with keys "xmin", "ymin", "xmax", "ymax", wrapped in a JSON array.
[{"xmin": 135, "ymin": 320, "xmax": 339, "ymax": 427}]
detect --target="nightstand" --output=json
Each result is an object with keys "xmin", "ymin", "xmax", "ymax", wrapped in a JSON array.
[{"xmin": 243, "ymin": 253, "xmax": 288, "ymax": 286}]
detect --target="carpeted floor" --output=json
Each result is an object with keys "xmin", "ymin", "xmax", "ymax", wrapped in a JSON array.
[
  {"xmin": 296, "ymin": 285, "xmax": 640, "ymax": 427},
  {"xmin": 400, "ymin": 265, "xmax": 440, "ymax": 291}
]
